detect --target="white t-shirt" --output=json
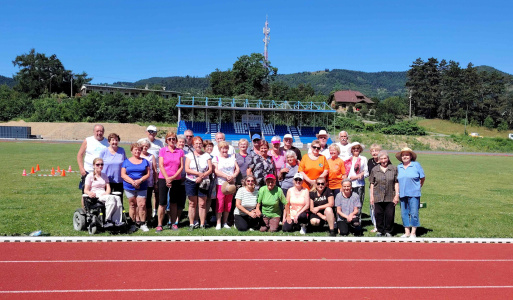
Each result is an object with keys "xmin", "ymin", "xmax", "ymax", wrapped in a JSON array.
[
  {"xmin": 138, "ymin": 138, "xmax": 164, "ymax": 162},
  {"xmin": 308, "ymin": 144, "xmax": 331, "ymax": 159},
  {"xmin": 185, "ymin": 152, "xmax": 211, "ymax": 181},
  {"xmin": 214, "ymin": 154, "xmax": 237, "ymax": 185},
  {"xmin": 84, "ymin": 136, "xmax": 109, "ymax": 173},
  {"xmin": 211, "ymin": 144, "xmax": 235, "ymax": 158},
  {"xmin": 336, "ymin": 142, "xmax": 352, "ymax": 161}
]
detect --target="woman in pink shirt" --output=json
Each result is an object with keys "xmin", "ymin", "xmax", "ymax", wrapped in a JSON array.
[{"xmin": 156, "ymin": 131, "xmax": 184, "ymax": 233}]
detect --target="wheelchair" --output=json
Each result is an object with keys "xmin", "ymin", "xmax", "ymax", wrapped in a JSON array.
[{"xmin": 73, "ymin": 191, "xmax": 128, "ymax": 234}]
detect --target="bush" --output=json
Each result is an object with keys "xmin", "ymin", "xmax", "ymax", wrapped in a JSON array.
[
  {"xmin": 484, "ymin": 116, "xmax": 494, "ymax": 129},
  {"xmin": 497, "ymin": 120, "xmax": 509, "ymax": 131},
  {"xmin": 332, "ymin": 116, "xmax": 366, "ymax": 132},
  {"xmin": 379, "ymin": 121, "xmax": 427, "ymax": 136}
]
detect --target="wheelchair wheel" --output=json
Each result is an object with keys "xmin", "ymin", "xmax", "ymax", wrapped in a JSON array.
[
  {"xmin": 73, "ymin": 208, "xmax": 86, "ymax": 231},
  {"xmin": 88, "ymin": 215, "xmax": 99, "ymax": 235}
]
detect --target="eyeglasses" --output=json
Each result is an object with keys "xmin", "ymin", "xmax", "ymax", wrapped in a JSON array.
[
  {"xmin": 246, "ymin": 180, "xmax": 255, "ymax": 183},
  {"xmin": 316, "ymin": 182, "xmax": 325, "ymax": 185},
  {"xmin": 294, "ymin": 178, "xmax": 303, "ymax": 182},
  {"xmin": 312, "ymin": 146, "xmax": 321, "ymax": 150},
  {"xmin": 167, "ymin": 137, "xmax": 177, "ymax": 141},
  {"xmin": 148, "ymin": 130, "xmax": 157, "ymax": 134},
  {"xmin": 318, "ymin": 136, "xmax": 327, "ymax": 139},
  {"xmin": 95, "ymin": 163, "xmax": 104, "ymax": 166}
]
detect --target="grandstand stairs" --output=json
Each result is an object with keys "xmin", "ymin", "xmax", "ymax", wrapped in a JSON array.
[
  {"xmin": 210, "ymin": 123, "xmax": 218, "ymax": 141},
  {"xmin": 289, "ymin": 126, "xmax": 301, "ymax": 143}
]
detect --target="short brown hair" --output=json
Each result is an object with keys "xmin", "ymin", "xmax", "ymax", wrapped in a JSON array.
[
  {"xmin": 130, "ymin": 142, "xmax": 142, "ymax": 151},
  {"xmin": 192, "ymin": 136, "xmax": 203, "ymax": 144},
  {"xmin": 107, "ymin": 133, "xmax": 120, "ymax": 142},
  {"xmin": 165, "ymin": 131, "xmax": 177, "ymax": 140}
]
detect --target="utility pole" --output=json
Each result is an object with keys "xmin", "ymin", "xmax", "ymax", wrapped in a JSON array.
[
  {"xmin": 70, "ymin": 74, "xmax": 73, "ymax": 97},
  {"xmin": 409, "ymin": 89, "xmax": 412, "ymax": 120},
  {"xmin": 263, "ymin": 15, "xmax": 270, "ymax": 68}
]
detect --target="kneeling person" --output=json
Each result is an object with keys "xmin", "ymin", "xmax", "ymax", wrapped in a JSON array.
[
  {"xmin": 335, "ymin": 179, "xmax": 362, "ymax": 236},
  {"xmin": 256, "ymin": 174, "xmax": 287, "ymax": 232},
  {"xmin": 309, "ymin": 177, "xmax": 336, "ymax": 236},
  {"xmin": 234, "ymin": 175, "xmax": 261, "ymax": 231}
]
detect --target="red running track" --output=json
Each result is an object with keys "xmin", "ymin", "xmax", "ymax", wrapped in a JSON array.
[{"xmin": 0, "ymin": 242, "xmax": 512, "ymax": 299}]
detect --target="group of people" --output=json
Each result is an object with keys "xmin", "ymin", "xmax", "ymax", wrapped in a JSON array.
[{"xmin": 77, "ymin": 125, "xmax": 426, "ymax": 237}]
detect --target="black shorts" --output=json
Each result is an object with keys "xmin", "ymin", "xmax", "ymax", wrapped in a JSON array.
[{"xmin": 158, "ymin": 179, "xmax": 182, "ymax": 206}]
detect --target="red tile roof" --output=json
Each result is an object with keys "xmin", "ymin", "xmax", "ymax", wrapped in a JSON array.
[{"xmin": 331, "ymin": 90, "xmax": 374, "ymax": 104}]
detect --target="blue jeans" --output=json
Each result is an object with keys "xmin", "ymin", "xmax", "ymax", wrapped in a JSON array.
[{"xmin": 400, "ymin": 196, "xmax": 420, "ymax": 227}]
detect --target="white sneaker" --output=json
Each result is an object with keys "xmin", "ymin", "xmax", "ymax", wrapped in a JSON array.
[
  {"xmin": 300, "ymin": 226, "xmax": 306, "ymax": 235},
  {"xmin": 140, "ymin": 224, "xmax": 149, "ymax": 232},
  {"xmin": 410, "ymin": 234, "xmax": 417, "ymax": 239},
  {"xmin": 400, "ymin": 234, "xmax": 410, "ymax": 238},
  {"xmin": 215, "ymin": 224, "xmax": 221, "ymax": 230},
  {"xmin": 223, "ymin": 223, "xmax": 231, "ymax": 229},
  {"xmin": 249, "ymin": 228, "xmax": 255, "ymax": 231}
]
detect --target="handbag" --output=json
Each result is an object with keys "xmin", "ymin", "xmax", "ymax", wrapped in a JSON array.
[{"xmin": 193, "ymin": 153, "xmax": 211, "ymax": 192}]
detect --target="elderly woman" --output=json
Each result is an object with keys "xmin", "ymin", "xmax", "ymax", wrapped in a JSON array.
[
  {"xmin": 367, "ymin": 144, "xmax": 386, "ymax": 233},
  {"xmin": 247, "ymin": 140, "xmax": 276, "ymax": 188},
  {"xmin": 279, "ymin": 150, "xmax": 300, "ymax": 197},
  {"xmin": 185, "ymin": 136, "xmax": 213, "ymax": 230},
  {"xmin": 140, "ymin": 139, "xmax": 158, "ymax": 226},
  {"xmin": 309, "ymin": 177, "xmax": 336, "ymax": 236},
  {"xmin": 156, "ymin": 132, "xmax": 184, "ymax": 233},
  {"xmin": 213, "ymin": 141, "xmax": 240, "ymax": 230},
  {"xmin": 369, "ymin": 150, "xmax": 399, "ymax": 237},
  {"xmin": 235, "ymin": 139, "xmax": 251, "ymax": 187},
  {"xmin": 256, "ymin": 174, "xmax": 287, "ymax": 232},
  {"xmin": 345, "ymin": 142, "xmax": 368, "ymax": 220},
  {"xmin": 283, "ymin": 173, "xmax": 310, "ymax": 234},
  {"xmin": 84, "ymin": 157, "xmax": 123, "ymax": 226},
  {"xmin": 327, "ymin": 144, "xmax": 346, "ymax": 198},
  {"xmin": 99, "ymin": 133, "xmax": 126, "ymax": 195},
  {"xmin": 335, "ymin": 179, "xmax": 362, "ymax": 236},
  {"xmin": 121, "ymin": 143, "xmax": 151, "ymax": 232},
  {"xmin": 234, "ymin": 175, "xmax": 261, "ymax": 231},
  {"xmin": 269, "ymin": 136, "xmax": 287, "ymax": 176},
  {"xmin": 299, "ymin": 140, "xmax": 329, "ymax": 190},
  {"xmin": 175, "ymin": 134, "xmax": 189, "ymax": 228},
  {"xmin": 396, "ymin": 148, "xmax": 425, "ymax": 238},
  {"xmin": 204, "ymin": 139, "xmax": 217, "ymax": 223}
]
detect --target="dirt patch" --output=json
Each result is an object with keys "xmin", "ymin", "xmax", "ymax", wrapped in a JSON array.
[
  {"xmin": 2, "ymin": 120, "xmax": 176, "ymax": 142},
  {"xmin": 414, "ymin": 136, "xmax": 463, "ymax": 151}
]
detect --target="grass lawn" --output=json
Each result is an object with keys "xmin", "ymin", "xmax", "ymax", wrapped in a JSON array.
[
  {"xmin": 1, "ymin": 141, "xmax": 512, "ymax": 238},
  {"xmin": 418, "ymin": 118, "xmax": 511, "ymax": 139}
]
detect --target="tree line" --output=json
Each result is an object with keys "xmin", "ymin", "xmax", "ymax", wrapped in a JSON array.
[{"xmin": 406, "ymin": 58, "xmax": 513, "ymax": 130}]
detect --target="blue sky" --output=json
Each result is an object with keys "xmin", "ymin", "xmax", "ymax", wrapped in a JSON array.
[{"xmin": 1, "ymin": 0, "xmax": 512, "ymax": 84}]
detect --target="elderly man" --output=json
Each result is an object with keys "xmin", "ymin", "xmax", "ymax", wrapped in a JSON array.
[
  {"xmin": 280, "ymin": 134, "xmax": 302, "ymax": 161},
  {"xmin": 248, "ymin": 133, "xmax": 262, "ymax": 157},
  {"xmin": 308, "ymin": 130, "xmax": 331, "ymax": 159},
  {"xmin": 336, "ymin": 131, "xmax": 351, "ymax": 161},
  {"xmin": 184, "ymin": 129, "xmax": 194, "ymax": 153},
  {"xmin": 211, "ymin": 132, "xmax": 235, "ymax": 157},
  {"xmin": 77, "ymin": 124, "xmax": 110, "ymax": 190}
]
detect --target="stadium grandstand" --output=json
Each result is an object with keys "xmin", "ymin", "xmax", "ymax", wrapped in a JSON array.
[{"xmin": 177, "ymin": 97, "xmax": 336, "ymax": 148}]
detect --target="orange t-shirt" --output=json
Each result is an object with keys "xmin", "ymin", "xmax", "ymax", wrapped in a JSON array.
[
  {"xmin": 298, "ymin": 154, "xmax": 329, "ymax": 189},
  {"xmin": 327, "ymin": 157, "xmax": 346, "ymax": 190}
]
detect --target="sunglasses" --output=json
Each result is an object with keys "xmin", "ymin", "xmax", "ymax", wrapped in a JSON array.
[
  {"xmin": 246, "ymin": 180, "xmax": 255, "ymax": 183},
  {"xmin": 318, "ymin": 136, "xmax": 327, "ymax": 139},
  {"xmin": 253, "ymin": 139, "xmax": 261, "ymax": 142},
  {"xmin": 95, "ymin": 163, "xmax": 104, "ymax": 166},
  {"xmin": 167, "ymin": 137, "xmax": 177, "ymax": 141},
  {"xmin": 148, "ymin": 130, "xmax": 157, "ymax": 134},
  {"xmin": 294, "ymin": 178, "xmax": 303, "ymax": 182},
  {"xmin": 312, "ymin": 146, "xmax": 321, "ymax": 150},
  {"xmin": 316, "ymin": 182, "xmax": 325, "ymax": 186}
]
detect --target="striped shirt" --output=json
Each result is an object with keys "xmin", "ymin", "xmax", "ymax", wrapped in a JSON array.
[{"xmin": 234, "ymin": 187, "xmax": 259, "ymax": 216}]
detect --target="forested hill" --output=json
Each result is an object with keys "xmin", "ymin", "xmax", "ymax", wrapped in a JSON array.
[
  {"xmin": 0, "ymin": 75, "xmax": 15, "ymax": 87},
  {"xmin": 113, "ymin": 65, "xmax": 511, "ymax": 99}
]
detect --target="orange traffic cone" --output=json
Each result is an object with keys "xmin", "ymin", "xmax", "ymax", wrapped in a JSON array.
[
  {"xmin": 36, "ymin": 164, "xmax": 40, "ymax": 172},
  {"xmin": 57, "ymin": 166, "xmax": 61, "ymax": 172},
  {"xmin": 68, "ymin": 165, "xmax": 72, "ymax": 172},
  {"xmin": 22, "ymin": 169, "xmax": 27, "ymax": 176},
  {"xmin": 61, "ymin": 170, "xmax": 66, "ymax": 177},
  {"xmin": 51, "ymin": 167, "xmax": 55, "ymax": 176},
  {"xmin": 30, "ymin": 167, "xmax": 35, "ymax": 174}
]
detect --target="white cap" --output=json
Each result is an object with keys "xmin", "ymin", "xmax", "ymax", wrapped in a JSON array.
[
  {"xmin": 284, "ymin": 134, "xmax": 293, "ymax": 139},
  {"xmin": 271, "ymin": 136, "xmax": 281, "ymax": 144},
  {"xmin": 147, "ymin": 125, "xmax": 157, "ymax": 132},
  {"xmin": 317, "ymin": 129, "xmax": 329, "ymax": 137},
  {"xmin": 293, "ymin": 173, "xmax": 303, "ymax": 180}
]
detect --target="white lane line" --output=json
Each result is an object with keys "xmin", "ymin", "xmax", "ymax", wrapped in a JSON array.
[
  {"xmin": 1, "ymin": 258, "xmax": 512, "ymax": 263},
  {"xmin": 1, "ymin": 286, "xmax": 513, "ymax": 294}
]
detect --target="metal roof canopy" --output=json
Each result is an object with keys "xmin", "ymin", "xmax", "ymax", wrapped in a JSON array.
[{"xmin": 177, "ymin": 97, "xmax": 336, "ymax": 113}]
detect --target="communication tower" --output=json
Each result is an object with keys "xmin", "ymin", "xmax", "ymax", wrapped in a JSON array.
[{"xmin": 263, "ymin": 16, "xmax": 270, "ymax": 67}]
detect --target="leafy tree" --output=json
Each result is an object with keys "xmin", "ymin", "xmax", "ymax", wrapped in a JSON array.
[
  {"xmin": 0, "ymin": 85, "xmax": 33, "ymax": 121},
  {"xmin": 209, "ymin": 69, "xmax": 234, "ymax": 96},
  {"xmin": 483, "ymin": 116, "xmax": 494, "ymax": 129},
  {"xmin": 375, "ymin": 96, "xmax": 407, "ymax": 124},
  {"xmin": 232, "ymin": 53, "xmax": 277, "ymax": 98}
]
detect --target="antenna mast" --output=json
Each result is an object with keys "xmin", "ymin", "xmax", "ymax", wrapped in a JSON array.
[{"xmin": 263, "ymin": 15, "xmax": 270, "ymax": 67}]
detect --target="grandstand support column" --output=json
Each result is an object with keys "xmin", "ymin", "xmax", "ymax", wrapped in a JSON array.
[
  {"xmin": 178, "ymin": 107, "xmax": 181, "ymax": 123},
  {"xmin": 232, "ymin": 110, "xmax": 235, "ymax": 124}
]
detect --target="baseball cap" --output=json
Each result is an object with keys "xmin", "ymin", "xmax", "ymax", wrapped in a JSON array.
[
  {"xmin": 271, "ymin": 136, "xmax": 281, "ymax": 144},
  {"xmin": 293, "ymin": 173, "xmax": 303, "ymax": 180},
  {"xmin": 147, "ymin": 125, "xmax": 157, "ymax": 132},
  {"xmin": 265, "ymin": 174, "xmax": 276, "ymax": 181},
  {"xmin": 251, "ymin": 134, "xmax": 261, "ymax": 141}
]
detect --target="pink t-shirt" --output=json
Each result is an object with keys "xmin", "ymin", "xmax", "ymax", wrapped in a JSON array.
[
  {"xmin": 158, "ymin": 146, "xmax": 184, "ymax": 179},
  {"xmin": 268, "ymin": 149, "xmax": 286, "ymax": 171},
  {"xmin": 85, "ymin": 173, "xmax": 109, "ymax": 197}
]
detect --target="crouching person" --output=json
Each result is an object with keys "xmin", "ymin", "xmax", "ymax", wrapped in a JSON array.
[
  {"xmin": 234, "ymin": 175, "xmax": 261, "ymax": 231},
  {"xmin": 283, "ymin": 173, "xmax": 310, "ymax": 235},
  {"xmin": 309, "ymin": 177, "xmax": 336, "ymax": 236},
  {"xmin": 256, "ymin": 174, "xmax": 287, "ymax": 232},
  {"xmin": 335, "ymin": 179, "xmax": 362, "ymax": 236}
]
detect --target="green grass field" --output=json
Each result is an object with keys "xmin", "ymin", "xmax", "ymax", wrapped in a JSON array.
[{"xmin": 1, "ymin": 141, "xmax": 512, "ymax": 238}]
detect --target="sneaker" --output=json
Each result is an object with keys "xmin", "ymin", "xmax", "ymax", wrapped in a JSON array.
[
  {"xmin": 210, "ymin": 216, "xmax": 217, "ymax": 224},
  {"xmin": 376, "ymin": 232, "xmax": 383, "ymax": 237},
  {"xmin": 171, "ymin": 224, "xmax": 179, "ymax": 231},
  {"xmin": 200, "ymin": 225, "xmax": 206, "ymax": 229},
  {"xmin": 193, "ymin": 220, "xmax": 200, "ymax": 228},
  {"xmin": 223, "ymin": 223, "xmax": 231, "ymax": 229},
  {"xmin": 155, "ymin": 226, "xmax": 163, "ymax": 233},
  {"xmin": 329, "ymin": 230, "xmax": 336, "ymax": 237},
  {"xmin": 300, "ymin": 226, "xmax": 306, "ymax": 235},
  {"xmin": 400, "ymin": 234, "xmax": 410, "ymax": 238},
  {"xmin": 129, "ymin": 225, "xmax": 138, "ymax": 233},
  {"xmin": 188, "ymin": 225, "xmax": 195, "ymax": 231},
  {"xmin": 249, "ymin": 228, "xmax": 255, "ymax": 232},
  {"xmin": 215, "ymin": 224, "xmax": 221, "ymax": 230},
  {"xmin": 140, "ymin": 224, "xmax": 149, "ymax": 232},
  {"xmin": 410, "ymin": 234, "xmax": 417, "ymax": 239},
  {"xmin": 385, "ymin": 233, "xmax": 393, "ymax": 237}
]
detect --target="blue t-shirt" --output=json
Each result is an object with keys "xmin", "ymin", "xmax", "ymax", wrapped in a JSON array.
[
  {"xmin": 122, "ymin": 158, "xmax": 150, "ymax": 191},
  {"xmin": 99, "ymin": 147, "xmax": 126, "ymax": 184},
  {"xmin": 397, "ymin": 161, "xmax": 425, "ymax": 197}
]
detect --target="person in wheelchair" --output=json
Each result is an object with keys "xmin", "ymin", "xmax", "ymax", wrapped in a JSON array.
[{"xmin": 84, "ymin": 158, "xmax": 124, "ymax": 227}]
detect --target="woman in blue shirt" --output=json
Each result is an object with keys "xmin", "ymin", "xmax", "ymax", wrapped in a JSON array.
[{"xmin": 396, "ymin": 148, "xmax": 425, "ymax": 239}]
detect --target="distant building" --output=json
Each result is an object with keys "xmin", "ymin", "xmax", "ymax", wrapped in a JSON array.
[
  {"xmin": 329, "ymin": 90, "xmax": 374, "ymax": 111},
  {"xmin": 80, "ymin": 84, "xmax": 181, "ymax": 99}
]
